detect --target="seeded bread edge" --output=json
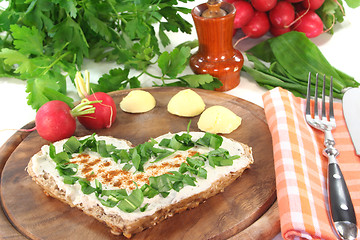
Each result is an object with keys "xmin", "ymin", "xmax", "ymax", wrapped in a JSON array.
[{"xmin": 27, "ymin": 139, "xmax": 253, "ymax": 238}]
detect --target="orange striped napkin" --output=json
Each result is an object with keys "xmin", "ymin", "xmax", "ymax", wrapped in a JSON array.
[{"xmin": 262, "ymin": 87, "xmax": 360, "ymax": 240}]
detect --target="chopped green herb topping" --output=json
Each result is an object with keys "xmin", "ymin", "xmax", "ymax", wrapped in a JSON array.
[{"xmin": 48, "ymin": 131, "xmax": 240, "ymax": 213}]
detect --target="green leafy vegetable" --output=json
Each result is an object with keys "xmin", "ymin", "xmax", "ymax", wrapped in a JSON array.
[
  {"xmin": 207, "ymin": 148, "xmax": 240, "ymax": 168},
  {"xmin": 244, "ymin": 31, "xmax": 359, "ymax": 98},
  {"xmin": 117, "ymin": 186, "xmax": 144, "ymax": 213},
  {"xmin": 0, "ymin": 1, "xmax": 220, "ymax": 110},
  {"xmin": 46, "ymin": 131, "xmax": 240, "ymax": 213},
  {"xmin": 78, "ymin": 178, "xmax": 96, "ymax": 195},
  {"xmin": 196, "ymin": 132, "xmax": 223, "ymax": 150}
]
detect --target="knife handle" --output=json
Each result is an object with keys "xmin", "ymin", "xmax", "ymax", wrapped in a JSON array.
[{"xmin": 328, "ymin": 161, "xmax": 358, "ymax": 239}]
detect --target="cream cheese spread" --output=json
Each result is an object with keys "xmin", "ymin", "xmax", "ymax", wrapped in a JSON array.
[{"xmin": 31, "ymin": 132, "xmax": 251, "ymax": 222}]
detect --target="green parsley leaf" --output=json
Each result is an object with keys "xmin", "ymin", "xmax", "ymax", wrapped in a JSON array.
[
  {"xmin": 26, "ymin": 75, "xmax": 74, "ymax": 110},
  {"xmin": 10, "ymin": 25, "xmax": 44, "ymax": 56},
  {"xmin": 51, "ymin": 16, "xmax": 89, "ymax": 67},
  {"xmin": 90, "ymin": 68, "xmax": 131, "ymax": 93},
  {"xmin": 53, "ymin": 0, "xmax": 78, "ymax": 18},
  {"xmin": 0, "ymin": 48, "xmax": 36, "ymax": 74},
  {"xmin": 157, "ymin": 46, "xmax": 191, "ymax": 78},
  {"xmin": 180, "ymin": 74, "xmax": 223, "ymax": 90}
]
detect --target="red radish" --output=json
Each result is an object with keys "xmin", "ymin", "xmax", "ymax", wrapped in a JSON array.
[
  {"xmin": 251, "ymin": 0, "xmax": 277, "ymax": 12},
  {"xmin": 286, "ymin": 0, "xmax": 304, "ymax": 3},
  {"xmin": 35, "ymin": 100, "xmax": 98, "ymax": 142},
  {"xmin": 233, "ymin": 1, "xmax": 255, "ymax": 29},
  {"xmin": 292, "ymin": 10, "xmax": 323, "ymax": 38},
  {"xmin": 269, "ymin": 1, "xmax": 295, "ymax": 28},
  {"xmin": 242, "ymin": 11, "xmax": 270, "ymax": 38},
  {"xmin": 302, "ymin": 0, "xmax": 325, "ymax": 10},
  {"xmin": 75, "ymin": 71, "xmax": 117, "ymax": 130},
  {"xmin": 77, "ymin": 92, "xmax": 117, "ymax": 129},
  {"xmin": 270, "ymin": 26, "xmax": 291, "ymax": 36},
  {"xmin": 223, "ymin": 0, "xmax": 237, "ymax": 3}
]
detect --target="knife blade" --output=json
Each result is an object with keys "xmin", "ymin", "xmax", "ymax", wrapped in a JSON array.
[{"xmin": 342, "ymin": 87, "xmax": 360, "ymax": 155}]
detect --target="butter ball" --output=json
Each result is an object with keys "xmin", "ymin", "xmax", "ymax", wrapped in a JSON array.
[
  {"xmin": 167, "ymin": 89, "xmax": 205, "ymax": 117},
  {"xmin": 197, "ymin": 106, "xmax": 242, "ymax": 134},
  {"xmin": 120, "ymin": 90, "xmax": 156, "ymax": 113}
]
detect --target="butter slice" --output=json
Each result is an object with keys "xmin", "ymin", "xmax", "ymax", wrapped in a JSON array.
[
  {"xmin": 167, "ymin": 89, "xmax": 205, "ymax": 117},
  {"xmin": 120, "ymin": 90, "xmax": 156, "ymax": 113},
  {"xmin": 198, "ymin": 106, "xmax": 242, "ymax": 134}
]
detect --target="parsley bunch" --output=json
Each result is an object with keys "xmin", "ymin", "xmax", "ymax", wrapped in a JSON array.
[{"xmin": 0, "ymin": 0, "xmax": 221, "ymax": 110}]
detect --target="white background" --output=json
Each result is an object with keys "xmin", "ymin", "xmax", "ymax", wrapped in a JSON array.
[{"xmin": 0, "ymin": 1, "xmax": 359, "ymax": 239}]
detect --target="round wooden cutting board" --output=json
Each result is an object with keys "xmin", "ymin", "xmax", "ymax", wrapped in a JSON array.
[{"xmin": 0, "ymin": 87, "xmax": 279, "ymax": 240}]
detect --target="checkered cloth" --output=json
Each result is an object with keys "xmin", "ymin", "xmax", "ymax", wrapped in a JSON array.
[{"xmin": 262, "ymin": 87, "xmax": 360, "ymax": 239}]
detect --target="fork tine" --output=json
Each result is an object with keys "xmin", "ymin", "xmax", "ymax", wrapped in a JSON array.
[
  {"xmin": 306, "ymin": 72, "xmax": 312, "ymax": 116},
  {"xmin": 329, "ymin": 76, "xmax": 335, "ymax": 122},
  {"xmin": 322, "ymin": 74, "xmax": 326, "ymax": 120},
  {"xmin": 314, "ymin": 73, "xmax": 319, "ymax": 119}
]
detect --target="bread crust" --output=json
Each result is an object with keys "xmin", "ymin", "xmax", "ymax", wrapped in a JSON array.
[{"xmin": 27, "ymin": 137, "xmax": 253, "ymax": 238}]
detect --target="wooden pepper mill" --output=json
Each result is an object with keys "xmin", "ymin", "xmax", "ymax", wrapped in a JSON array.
[{"xmin": 190, "ymin": 0, "xmax": 244, "ymax": 92}]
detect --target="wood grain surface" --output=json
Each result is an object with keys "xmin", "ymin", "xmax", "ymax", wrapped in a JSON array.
[{"xmin": 0, "ymin": 87, "xmax": 279, "ymax": 240}]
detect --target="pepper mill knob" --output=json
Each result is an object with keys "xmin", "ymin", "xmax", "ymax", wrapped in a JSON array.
[{"xmin": 201, "ymin": 0, "xmax": 227, "ymax": 18}]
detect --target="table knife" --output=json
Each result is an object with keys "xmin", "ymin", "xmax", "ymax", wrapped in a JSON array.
[{"xmin": 342, "ymin": 87, "xmax": 360, "ymax": 155}]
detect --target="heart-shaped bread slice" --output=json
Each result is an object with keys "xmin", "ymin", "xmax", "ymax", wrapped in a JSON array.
[{"xmin": 27, "ymin": 131, "xmax": 253, "ymax": 238}]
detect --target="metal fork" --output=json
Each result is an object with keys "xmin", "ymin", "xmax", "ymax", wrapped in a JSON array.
[{"xmin": 305, "ymin": 73, "xmax": 357, "ymax": 240}]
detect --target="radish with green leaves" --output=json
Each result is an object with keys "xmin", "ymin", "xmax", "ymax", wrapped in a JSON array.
[
  {"xmin": 35, "ymin": 100, "xmax": 99, "ymax": 142},
  {"xmin": 75, "ymin": 71, "xmax": 117, "ymax": 130}
]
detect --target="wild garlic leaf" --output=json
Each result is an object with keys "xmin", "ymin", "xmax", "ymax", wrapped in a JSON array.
[
  {"xmin": 196, "ymin": 132, "xmax": 223, "ymax": 149},
  {"xmin": 63, "ymin": 136, "xmax": 81, "ymax": 154},
  {"xmin": 117, "ymin": 187, "xmax": 144, "ymax": 213},
  {"xmin": 78, "ymin": 179, "xmax": 96, "ymax": 195}
]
